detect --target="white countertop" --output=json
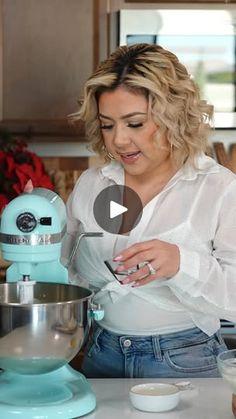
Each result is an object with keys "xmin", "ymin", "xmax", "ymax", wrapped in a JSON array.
[{"xmin": 87, "ymin": 378, "xmax": 233, "ymax": 419}]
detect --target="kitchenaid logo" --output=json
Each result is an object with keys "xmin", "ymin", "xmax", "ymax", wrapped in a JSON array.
[{"xmin": 0, "ymin": 233, "xmax": 62, "ymax": 245}]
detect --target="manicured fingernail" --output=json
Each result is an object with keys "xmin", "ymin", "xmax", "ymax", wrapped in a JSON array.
[
  {"xmin": 113, "ymin": 255, "xmax": 123, "ymax": 261},
  {"xmin": 121, "ymin": 277, "xmax": 130, "ymax": 284},
  {"xmin": 115, "ymin": 265, "xmax": 125, "ymax": 272}
]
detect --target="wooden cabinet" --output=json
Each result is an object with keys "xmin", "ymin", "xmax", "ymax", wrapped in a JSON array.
[{"xmin": 0, "ymin": 0, "xmax": 94, "ymax": 142}]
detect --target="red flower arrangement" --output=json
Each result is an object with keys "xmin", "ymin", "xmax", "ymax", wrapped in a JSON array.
[{"xmin": 0, "ymin": 129, "xmax": 54, "ymax": 213}]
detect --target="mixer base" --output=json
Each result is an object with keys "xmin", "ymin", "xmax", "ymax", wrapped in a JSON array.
[{"xmin": 0, "ymin": 364, "xmax": 96, "ymax": 418}]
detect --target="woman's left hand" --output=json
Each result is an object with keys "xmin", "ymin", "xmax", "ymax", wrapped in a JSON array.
[{"xmin": 114, "ymin": 239, "xmax": 180, "ymax": 287}]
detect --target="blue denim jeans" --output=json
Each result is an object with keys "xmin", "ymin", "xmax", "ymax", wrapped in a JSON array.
[{"xmin": 81, "ymin": 325, "xmax": 227, "ymax": 378}]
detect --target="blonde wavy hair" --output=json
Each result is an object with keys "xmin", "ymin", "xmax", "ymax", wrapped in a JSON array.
[{"xmin": 71, "ymin": 43, "xmax": 213, "ymax": 167}]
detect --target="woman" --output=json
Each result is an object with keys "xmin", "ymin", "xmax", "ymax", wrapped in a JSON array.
[{"xmin": 62, "ymin": 43, "xmax": 236, "ymax": 378}]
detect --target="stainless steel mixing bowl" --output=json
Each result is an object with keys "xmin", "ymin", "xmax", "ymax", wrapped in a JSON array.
[{"xmin": 0, "ymin": 282, "xmax": 93, "ymax": 374}]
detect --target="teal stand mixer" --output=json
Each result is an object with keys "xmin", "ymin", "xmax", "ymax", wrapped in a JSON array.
[{"xmin": 0, "ymin": 187, "xmax": 103, "ymax": 419}]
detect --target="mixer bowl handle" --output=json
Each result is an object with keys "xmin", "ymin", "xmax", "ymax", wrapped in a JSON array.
[{"xmin": 89, "ymin": 303, "xmax": 104, "ymax": 321}]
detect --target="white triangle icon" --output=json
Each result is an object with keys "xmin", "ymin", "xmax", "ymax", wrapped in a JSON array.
[{"xmin": 110, "ymin": 201, "xmax": 128, "ymax": 219}]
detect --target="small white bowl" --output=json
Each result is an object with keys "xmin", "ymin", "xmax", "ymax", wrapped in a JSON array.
[{"xmin": 129, "ymin": 382, "xmax": 180, "ymax": 413}]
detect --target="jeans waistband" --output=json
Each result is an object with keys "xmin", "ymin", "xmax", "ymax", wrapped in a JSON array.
[{"xmin": 93, "ymin": 324, "xmax": 221, "ymax": 352}]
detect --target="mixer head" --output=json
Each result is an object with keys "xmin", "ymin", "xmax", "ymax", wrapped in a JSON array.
[{"xmin": 0, "ymin": 187, "xmax": 68, "ymax": 284}]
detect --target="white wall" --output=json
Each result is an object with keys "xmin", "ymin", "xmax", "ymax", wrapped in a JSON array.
[{"xmin": 29, "ymin": 130, "xmax": 236, "ymax": 157}]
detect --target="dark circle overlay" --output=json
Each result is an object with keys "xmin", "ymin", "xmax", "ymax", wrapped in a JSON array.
[{"xmin": 93, "ymin": 185, "xmax": 143, "ymax": 235}]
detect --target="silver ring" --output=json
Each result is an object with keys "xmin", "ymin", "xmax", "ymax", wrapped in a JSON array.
[{"xmin": 146, "ymin": 262, "xmax": 156, "ymax": 275}]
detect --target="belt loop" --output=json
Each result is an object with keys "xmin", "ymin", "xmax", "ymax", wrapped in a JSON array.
[
  {"xmin": 152, "ymin": 335, "xmax": 162, "ymax": 361},
  {"xmin": 93, "ymin": 325, "xmax": 103, "ymax": 346}
]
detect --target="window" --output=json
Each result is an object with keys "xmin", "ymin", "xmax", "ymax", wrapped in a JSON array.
[{"xmin": 119, "ymin": 9, "xmax": 236, "ymax": 128}]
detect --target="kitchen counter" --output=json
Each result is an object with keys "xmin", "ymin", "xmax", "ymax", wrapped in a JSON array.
[{"xmin": 86, "ymin": 378, "xmax": 233, "ymax": 419}]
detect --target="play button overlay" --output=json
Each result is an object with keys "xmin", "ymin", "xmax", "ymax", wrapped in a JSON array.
[
  {"xmin": 110, "ymin": 201, "xmax": 127, "ymax": 219},
  {"xmin": 93, "ymin": 185, "xmax": 143, "ymax": 234}
]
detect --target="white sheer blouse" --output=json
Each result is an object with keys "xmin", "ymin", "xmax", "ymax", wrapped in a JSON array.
[{"xmin": 61, "ymin": 154, "xmax": 236, "ymax": 336}]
